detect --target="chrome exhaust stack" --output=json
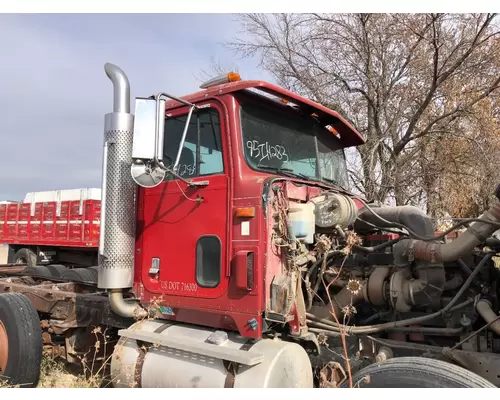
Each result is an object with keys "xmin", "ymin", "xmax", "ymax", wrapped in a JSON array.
[{"xmin": 99, "ymin": 63, "xmax": 147, "ymax": 319}]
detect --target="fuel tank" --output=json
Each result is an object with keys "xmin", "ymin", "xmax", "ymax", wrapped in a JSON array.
[{"xmin": 111, "ymin": 320, "xmax": 313, "ymax": 388}]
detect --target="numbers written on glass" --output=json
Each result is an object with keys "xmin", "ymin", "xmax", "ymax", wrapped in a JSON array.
[
  {"xmin": 246, "ymin": 140, "xmax": 289, "ymax": 163},
  {"xmin": 176, "ymin": 164, "xmax": 196, "ymax": 177}
]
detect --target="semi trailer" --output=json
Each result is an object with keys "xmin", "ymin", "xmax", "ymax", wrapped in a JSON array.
[{"xmin": 1, "ymin": 63, "xmax": 500, "ymax": 388}]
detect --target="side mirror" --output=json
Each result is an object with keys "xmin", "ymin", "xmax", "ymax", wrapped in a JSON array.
[{"xmin": 132, "ymin": 97, "xmax": 165, "ymax": 162}]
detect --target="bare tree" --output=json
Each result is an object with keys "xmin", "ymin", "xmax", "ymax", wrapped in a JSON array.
[
  {"xmin": 220, "ymin": 13, "xmax": 500, "ymax": 212},
  {"xmin": 195, "ymin": 56, "xmax": 240, "ymax": 83}
]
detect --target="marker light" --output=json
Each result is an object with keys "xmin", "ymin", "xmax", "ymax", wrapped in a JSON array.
[
  {"xmin": 326, "ymin": 125, "xmax": 339, "ymax": 135},
  {"xmin": 235, "ymin": 207, "xmax": 256, "ymax": 218},
  {"xmin": 199, "ymin": 72, "xmax": 241, "ymax": 89}
]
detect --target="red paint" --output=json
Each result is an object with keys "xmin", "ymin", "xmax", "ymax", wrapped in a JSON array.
[
  {"xmin": 284, "ymin": 181, "xmax": 308, "ymax": 202},
  {"xmin": 135, "ymin": 81, "xmax": 446, "ymax": 339},
  {"xmin": 163, "ymin": 80, "xmax": 365, "ymax": 148},
  {"xmin": 0, "ymin": 200, "xmax": 100, "ymax": 248},
  {"xmin": 134, "ymin": 97, "xmax": 266, "ymax": 338}
]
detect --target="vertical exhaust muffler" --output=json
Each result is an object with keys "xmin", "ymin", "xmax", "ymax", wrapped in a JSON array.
[{"xmin": 99, "ymin": 63, "xmax": 147, "ymax": 319}]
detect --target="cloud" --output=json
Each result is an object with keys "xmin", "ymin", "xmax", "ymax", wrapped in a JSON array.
[{"xmin": 0, "ymin": 13, "xmax": 271, "ymax": 200}]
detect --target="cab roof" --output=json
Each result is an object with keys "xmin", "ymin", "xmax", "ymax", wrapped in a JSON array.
[{"xmin": 164, "ymin": 79, "xmax": 365, "ymax": 148}]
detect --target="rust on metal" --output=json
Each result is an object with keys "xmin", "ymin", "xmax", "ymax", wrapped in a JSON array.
[
  {"xmin": 318, "ymin": 362, "xmax": 346, "ymax": 388},
  {"xmin": 0, "ymin": 321, "xmax": 8, "ymax": 374},
  {"xmin": 133, "ymin": 346, "xmax": 147, "ymax": 388},
  {"xmin": 0, "ymin": 265, "xmax": 28, "ymax": 274},
  {"xmin": 0, "ymin": 276, "xmax": 132, "ymax": 335},
  {"xmin": 43, "ymin": 344, "xmax": 66, "ymax": 359},
  {"xmin": 412, "ymin": 241, "xmax": 441, "ymax": 263}
]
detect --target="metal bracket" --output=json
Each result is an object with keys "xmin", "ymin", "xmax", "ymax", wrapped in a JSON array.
[{"xmin": 117, "ymin": 328, "xmax": 264, "ymax": 366}]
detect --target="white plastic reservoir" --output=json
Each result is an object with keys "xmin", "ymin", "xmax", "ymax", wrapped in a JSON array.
[
  {"xmin": 111, "ymin": 320, "xmax": 313, "ymax": 388},
  {"xmin": 288, "ymin": 201, "xmax": 315, "ymax": 244}
]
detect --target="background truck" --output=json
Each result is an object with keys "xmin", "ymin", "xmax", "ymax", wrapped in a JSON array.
[
  {"xmin": 1, "ymin": 62, "xmax": 500, "ymax": 388},
  {"xmin": 0, "ymin": 188, "xmax": 101, "ymax": 270}
]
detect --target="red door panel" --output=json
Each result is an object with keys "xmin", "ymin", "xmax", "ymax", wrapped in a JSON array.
[
  {"xmin": 137, "ymin": 101, "xmax": 230, "ymax": 301},
  {"xmin": 140, "ymin": 174, "xmax": 229, "ymax": 299}
]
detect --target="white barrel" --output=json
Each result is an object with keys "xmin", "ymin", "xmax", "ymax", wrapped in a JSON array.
[{"xmin": 111, "ymin": 320, "xmax": 313, "ymax": 388}]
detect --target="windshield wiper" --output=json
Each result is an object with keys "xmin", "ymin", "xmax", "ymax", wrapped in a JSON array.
[
  {"xmin": 257, "ymin": 164, "xmax": 310, "ymax": 181},
  {"xmin": 321, "ymin": 176, "xmax": 345, "ymax": 190}
]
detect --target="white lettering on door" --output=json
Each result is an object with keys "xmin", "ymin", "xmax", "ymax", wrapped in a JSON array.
[{"xmin": 161, "ymin": 281, "xmax": 198, "ymax": 292}]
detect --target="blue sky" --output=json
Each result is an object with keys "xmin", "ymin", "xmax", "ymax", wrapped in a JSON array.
[{"xmin": 0, "ymin": 13, "xmax": 272, "ymax": 200}]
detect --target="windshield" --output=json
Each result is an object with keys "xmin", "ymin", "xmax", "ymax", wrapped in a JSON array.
[{"xmin": 240, "ymin": 102, "xmax": 350, "ymax": 189}]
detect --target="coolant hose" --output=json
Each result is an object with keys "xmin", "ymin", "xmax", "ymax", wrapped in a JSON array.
[{"xmin": 476, "ymin": 299, "xmax": 500, "ymax": 336}]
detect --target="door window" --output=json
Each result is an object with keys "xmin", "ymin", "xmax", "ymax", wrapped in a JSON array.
[
  {"xmin": 196, "ymin": 235, "xmax": 222, "ymax": 288},
  {"xmin": 162, "ymin": 108, "xmax": 224, "ymax": 179}
]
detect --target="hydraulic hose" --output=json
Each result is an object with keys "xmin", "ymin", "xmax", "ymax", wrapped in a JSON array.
[{"xmin": 306, "ymin": 298, "xmax": 474, "ymax": 335}]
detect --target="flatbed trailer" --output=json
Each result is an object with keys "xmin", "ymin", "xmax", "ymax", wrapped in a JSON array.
[{"xmin": 0, "ymin": 189, "xmax": 100, "ymax": 268}]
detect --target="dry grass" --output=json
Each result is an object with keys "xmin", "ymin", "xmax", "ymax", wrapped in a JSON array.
[
  {"xmin": 37, "ymin": 356, "xmax": 93, "ymax": 388},
  {"xmin": 1, "ymin": 325, "xmax": 113, "ymax": 388},
  {"xmin": 0, "ymin": 354, "xmax": 111, "ymax": 388}
]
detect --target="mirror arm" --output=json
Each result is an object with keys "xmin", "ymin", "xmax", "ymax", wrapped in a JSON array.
[
  {"xmin": 173, "ymin": 105, "xmax": 196, "ymax": 172},
  {"xmin": 152, "ymin": 92, "xmax": 198, "ymax": 167},
  {"xmin": 149, "ymin": 92, "xmax": 208, "ymax": 188}
]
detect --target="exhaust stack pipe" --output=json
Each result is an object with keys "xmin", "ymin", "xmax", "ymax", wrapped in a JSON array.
[{"xmin": 99, "ymin": 63, "xmax": 147, "ymax": 319}]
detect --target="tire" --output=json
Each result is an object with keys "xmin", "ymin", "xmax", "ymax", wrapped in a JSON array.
[
  {"xmin": 44, "ymin": 264, "xmax": 67, "ymax": 278},
  {"xmin": 22, "ymin": 266, "xmax": 53, "ymax": 279},
  {"xmin": 61, "ymin": 268, "xmax": 97, "ymax": 284},
  {"xmin": 88, "ymin": 266, "xmax": 99, "ymax": 282},
  {"xmin": 342, "ymin": 356, "xmax": 496, "ymax": 388},
  {"xmin": 0, "ymin": 293, "xmax": 43, "ymax": 387},
  {"xmin": 13, "ymin": 248, "xmax": 36, "ymax": 267}
]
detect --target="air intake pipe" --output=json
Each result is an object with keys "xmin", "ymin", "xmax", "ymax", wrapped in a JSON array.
[
  {"xmin": 99, "ymin": 63, "xmax": 147, "ymax": 319},
  {"xmin": 392, "ymin": 203, "xmax": 500, "ymax": 265}
]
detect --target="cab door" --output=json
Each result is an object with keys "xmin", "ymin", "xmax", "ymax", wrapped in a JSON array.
[{"xmin": 138, "ymin": 100, "xmax": 230, "ymax": 300}]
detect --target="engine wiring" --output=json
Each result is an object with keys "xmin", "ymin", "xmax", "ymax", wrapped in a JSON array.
[
  {"xmin": 269, "ymin": 185, "xmax": 355, "ymax": 387},
  {"xmin": 268, "ymin": 185, "xmax": 500, "ymax": 388},
  {"xmin": 320, "ymin": 252, "xmax": 353, "ymax": 388}
]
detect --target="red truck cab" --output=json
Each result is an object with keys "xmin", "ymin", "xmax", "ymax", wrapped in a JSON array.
[{"xmin": 132, "ymin": 76, "xmax": 365, "ymax": 338}]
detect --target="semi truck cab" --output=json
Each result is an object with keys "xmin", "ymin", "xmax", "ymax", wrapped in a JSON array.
[{"xmin": 104, "ymin": 66, "xmax": 365, "ymax": 339}]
